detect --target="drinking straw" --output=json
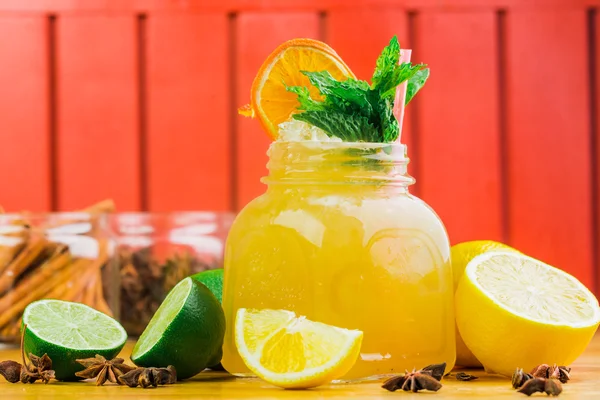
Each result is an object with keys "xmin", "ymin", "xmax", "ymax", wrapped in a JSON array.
[{"xmin": 393, "ymin": 49, "xmax": 412, "ymax": 143}]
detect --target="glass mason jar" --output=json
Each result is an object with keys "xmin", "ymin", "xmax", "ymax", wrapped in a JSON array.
[
  {"xmin": 109, "ymin": 212, "xmax": 233, "ymax": 336},
  {"xmin": 222, "ymin": 141, "xmax": 455, "ymax": 380},
  {"xmin": 0, "ymin": 212, "xmax": 119, "ymax": 344}
]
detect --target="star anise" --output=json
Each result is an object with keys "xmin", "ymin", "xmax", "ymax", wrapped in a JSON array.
[
  {"xmin": 117, "ymin": 366, "xmax": 177, "ymax": 388},
  {"xmin": 512, "ymin": 368, "xmax": 534, "ymax": 389},
  {"xmin": 75, "ymin": 355, "xmax": 137, "ymax": 385},
  {"xmin": 455, "ymin": 372, "xmax": 478, "ymax": 381},
  {"xmin": 0, "ymin": 332, "xmax": 56, "ymax": 385},
  {"xmin": 21, "ymin": 352, "xmax": 55, "ymax": 384},
  {"xmin": 0, "ymin": 361, "xmax": 23, "ymax": 383},
  {"xmin": 517, "ymin": 377, "xmax": 563, "ymax": 397},
  {"xmin": 382, "ymin": 362, "xmax": 445, "ymax": 393},
  {"xmin": 530, "ymin": 364, "xmax": 571, "ymax": 384}
]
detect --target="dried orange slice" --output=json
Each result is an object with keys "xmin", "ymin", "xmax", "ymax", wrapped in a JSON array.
[{"xmin": 241, "ymin": 38, "xmax": 355, "ymax": 139}]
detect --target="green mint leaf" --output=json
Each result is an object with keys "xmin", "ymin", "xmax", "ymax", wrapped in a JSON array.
[
  {"xmin": 302, "ymin": 71, "xmax": 373, "ymax": 116},
  {"xmin": 285, "ymin": 85, "xmax": 327, "ymax": 112},
  {"xmin": 284, "ymin": 35, "xmax": 429, "ymax": 143},
  {"xmin": 293, "ymin": 110, "xmax": 378, "ymax": 142},
  {"xmin": 371, "ymin": 36, "xmax": 400, "ymax": 91},
  {"xmin": 405, "ymin": 68, "xmax": 430, "ymax": 105}
]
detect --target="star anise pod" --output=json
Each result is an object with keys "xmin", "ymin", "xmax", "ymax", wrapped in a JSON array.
[
  {"xmin": 550, "ymin": 365, "xmax": 571, "ymax": 384},
  {"xmin": 455, "ymin": 372, "xmax": 478, "ymax": 381},
  {"xmin": 117, "ymin": 366, "xmax": 177, "ymax": 388},
  {"xmin": 382, "ymin": 362, "xmax": 445, "ymax": 393},
  {"xmin": 512, "ymin": 368, "xmax": 534, "ymax": 389},
  {"xmin": 0, "ymin": 361, "xmax": 23, "ymax": 383},
  {"xmin": 21, "ymin": 353, "xmax": 55, "ymax": 384},
  {"xmin": 529, "ymin": 364, "xmax": 571, "ymax": 384},
  {"xmin": 75, "ymin": 355, "xmax": 137, "ymax": 385},
  {"xmin": 517, "ymin": 377, "xmax": 563, "ymax": 397}
]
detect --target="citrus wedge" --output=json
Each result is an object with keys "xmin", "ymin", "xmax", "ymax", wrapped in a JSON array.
[
  {"xmin": 242, "ymin": 38, "xmax": 355, "ymax": 139},
  {"xmin": 235, "ymin": 308, "xmax": 362, "ymax": 389},
  {"xmin": 456, "ymin": 251, "xmax": 600, "ymax": 377}
]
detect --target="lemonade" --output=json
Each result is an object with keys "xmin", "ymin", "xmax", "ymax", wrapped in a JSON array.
[
  {"xmin": 223, "ymin": 36, "xmax": 453, "ymax": 380},
  {"xmin": 222, "ymin": 141, "xmax": 455, "ymax": 379}
]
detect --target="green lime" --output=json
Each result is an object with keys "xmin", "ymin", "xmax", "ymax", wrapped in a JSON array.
[
  {"xmin": 22, "ymin": 300, "xmax": 127, "ymax": 381},
  {"xmin": 131, "ymin": 277, "xmax": 225, "ymax": 379},
  {"xmin": 191, "ymin": 269, "xmax": 223, "ymax": 303}
]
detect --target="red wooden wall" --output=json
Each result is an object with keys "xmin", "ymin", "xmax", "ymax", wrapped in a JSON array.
[{"xmin": 0, "ymin": 0, "xmax": 598, "ymax": 292}]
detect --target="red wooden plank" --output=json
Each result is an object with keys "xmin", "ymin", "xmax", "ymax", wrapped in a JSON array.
[
  {"xmin": 56, "ymin": 15, "xmax": 140, "ymax": 211},
  {"xmin": 0, "ymin": 16, "xmax": 50, "ymax": 212},
  {"xmin": 146, "ymin": 14, "xmax": 230, "ymax": 212},
  {"xmin": 0, "ymin": 0, "xmax": 597, "ymax": 13},
  {"xmin": 506, "ymin": 10, "xmax": 593, "ymax": 286},
  {"xmin": 415, "ymin": 11, "xmax": 502, "ymax": 244},
  {"xmin": 595, "ymin": 11, "xmax": 600, "ymax": 293},
  {"xmin": 234, "ymin": 12, "xmax": 320, "ymax": 209},
  {"xmin": 326, "ymin": 10, "xmax": 419, "ymax": 191}
]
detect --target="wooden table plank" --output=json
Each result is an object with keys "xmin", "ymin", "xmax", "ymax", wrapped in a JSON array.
[{"xmin": 1, "ymin": 335, "xmax": 600, "ymax": 398}]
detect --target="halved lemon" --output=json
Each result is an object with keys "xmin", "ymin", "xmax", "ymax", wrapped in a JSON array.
[
  {"xmin": 235, "ymin": 308, "xmax": 363, "ymax": 389},
  {"xmin": 456, "ymin": 251, "xmax": 600, "ymax": 377},
  {"xmin": 241, "ymin": 38, "xmax": 355, "ymax": 139},
  {"xmin": 451, "ymin": 240, "xmax": 520, "ymax": 367}
]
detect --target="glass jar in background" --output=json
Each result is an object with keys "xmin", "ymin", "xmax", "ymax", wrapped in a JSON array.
[
  {"xmin": 0, "ymin": 213, "xmax": 118, "ymax": 344},
  {"xmin": 222, "ymin": 141, "xmax": 455, "ymax": 380},
  {"xmin": 109, "ymin": 212, "xmax": 234, "ymax": 336}
]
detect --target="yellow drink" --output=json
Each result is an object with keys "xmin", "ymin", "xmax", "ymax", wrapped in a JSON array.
[{"xmin": 222, "ymin": 142, "xmax": 455, "ymax": 379}]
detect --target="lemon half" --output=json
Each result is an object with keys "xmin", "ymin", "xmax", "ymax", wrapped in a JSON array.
[
  {"xmin": 451, "ymin": 240, "xmax": 520, "ymax": 367},
  {"xmin": 456, "ymin": 251, "xmax": 600, "ymax": 376}
]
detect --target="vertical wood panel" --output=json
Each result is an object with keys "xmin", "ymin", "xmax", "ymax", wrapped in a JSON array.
[
  {"xmin": 56, "ymin": 15, "xmax": 140, "ymax": 211},
  {"xmin": 415, "ymin": 11, "xmax": 502, "ymax": 244},
  {"xmin": 506, "ymin": 10, "xmax": 593, "ymax": 286},
  {"xmin": 235, "ymin": 12, "xmax": 320, "ymax": 209},
  {"xmin": 146, "ymin": 13, "xmax": 230, "ymax": 212},
  {"xmin": 327, "ymin": 9, "xmax": 418, "ymax": 189},
  {"xmin": 594, "ymin": 10, "xmax": 600, "ymax": 293},
  {"xmin": 0, "ymin": 17, "xmax": 50, "ymax": 212}
]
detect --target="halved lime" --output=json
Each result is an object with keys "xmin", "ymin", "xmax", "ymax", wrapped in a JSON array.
[
  {"xmin": 131, "ymin": 277, "xmax": 225, "ymax": 379},
  {"xmin": 22, "ymin": 300, "xmax": 127, "ymax": 381}
]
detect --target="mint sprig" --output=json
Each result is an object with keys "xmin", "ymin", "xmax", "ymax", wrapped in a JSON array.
[{"xmin": 286, "ymin": 36, "xmax": 429, "ymax": 143}]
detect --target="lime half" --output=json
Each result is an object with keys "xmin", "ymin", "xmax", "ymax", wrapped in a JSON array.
[
  {"xmin": 22, "ymin": 300, "xmax": 127, "ymax": 381},
  {"xmin": 131, "ymin": 277, "xmax": 225, "ymax": 379}
]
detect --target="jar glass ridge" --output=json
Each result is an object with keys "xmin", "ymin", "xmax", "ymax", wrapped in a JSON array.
[{"xmin": 222, "ymin": 141, "xmax": 455, "ymax": 380}]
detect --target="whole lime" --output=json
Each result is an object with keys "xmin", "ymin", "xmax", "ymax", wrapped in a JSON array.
[{"xmin": 191, "ymin": 269, "xmax": 223, "ymax": 303}]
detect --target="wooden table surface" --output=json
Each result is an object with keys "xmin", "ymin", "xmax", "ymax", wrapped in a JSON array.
[{"xmin": 1, "ymin": 337, "xmax": 600, "ymax": 399}]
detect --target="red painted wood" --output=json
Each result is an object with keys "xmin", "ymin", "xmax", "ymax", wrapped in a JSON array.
[
  {"xmin": 506, "ymin": 10, "xmax": 593, "ymax": 287},
  {"xmin": 146, "ymin": 13, "xmax": 230, "ymax": 212},
  {"xmin": 56, "ymin": 15, "xmax": 140, "ymax": 211},
  {"xmin": 415, "ymin": 11, "xmax": 502, "ymax": 244},
  {"xmin": 326, "ymin": 10, "xmax": 419, "ymax": 191},
  {"xmin": 0, "ymin": 0, "xmax": 597, "ymax": 13},
  {"xmin": 595, "ymin": 11, "xmax": 600, "ymax": 293},
  {"xmin": 234, "ymin": 12, "xmax": 320, "ymax": 209},
  {"xmin": 0, "ymin": 16, "xmax": 50, "ymax": 212}
]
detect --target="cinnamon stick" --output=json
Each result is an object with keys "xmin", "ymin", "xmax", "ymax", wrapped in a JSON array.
[
  {"xmin": 0, "ymin": 257, "xmax": 84, "ymax": 329},
  {"xmin": 0, "ymin": 237, "xmax": 51, "ymax": 295},
  {"xmin": 81, "ymin": 199, "xmax": 116, "ymax": 214},
  {"xmin": 93, "ymin": 270, "xmax": 113, "ymax": 316}
]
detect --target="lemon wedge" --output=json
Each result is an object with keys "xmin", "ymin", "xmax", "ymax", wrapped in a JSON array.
[
  {"xmin": 235, "ymin": 308, "xmax": 363, "ymax": 389},
  {"xmin": 456, "ymin": 251, "xmax": 600, "ymax": 376}
]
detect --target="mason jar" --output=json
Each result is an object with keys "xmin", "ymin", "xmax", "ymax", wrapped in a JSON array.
[
  {"xmin": 0, "ymin": 212, "xmax": 118, "ymax": 344},
  {"xmin": 222, "ymin": 141, "xmax": 455, "ymax": 380}
]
